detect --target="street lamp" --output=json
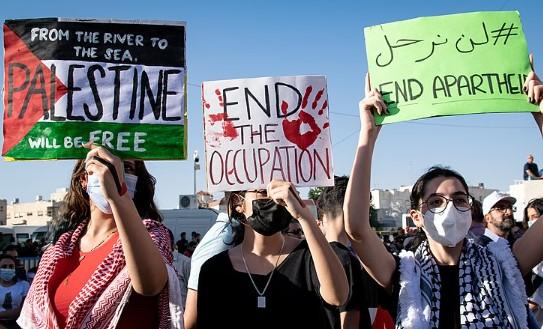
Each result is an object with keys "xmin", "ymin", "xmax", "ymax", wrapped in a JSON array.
[{"xmin": 193, "ymin": 150, "xmax": 200, "ymax": 195}]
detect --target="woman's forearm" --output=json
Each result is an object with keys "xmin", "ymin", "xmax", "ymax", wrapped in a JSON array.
[{"xmin": 110, "ymin": 194, "xmax": 168, "ymax": 296}]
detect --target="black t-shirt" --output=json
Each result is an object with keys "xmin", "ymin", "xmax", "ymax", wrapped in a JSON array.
[
  {"xmin": 438, "ymin": 264, "xmax": 460, "ymax": 329},
  {"xmin": 524, "ymin": 162, "xmax": 540, "ymax": 179},
  {"xmin": 384, "ymin": 256, "xmax": 461, "ymax": 329},
  {"xmin": 327, "ymin": 242, "xmax": 372, "ymax": 329},
  {"xmin": 197, "ymin": 240, "xmax": 336, "ymax": 329}
]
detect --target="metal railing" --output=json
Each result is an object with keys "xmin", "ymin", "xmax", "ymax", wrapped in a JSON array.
[{"xmin": 19, "ymin": 256, "xmax": 40, "ymax": 271}]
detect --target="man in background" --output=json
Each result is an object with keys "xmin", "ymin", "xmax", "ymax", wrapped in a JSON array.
[{"xmin": 524, "ymin": 154, "xmax": 541, "ymax": 180}]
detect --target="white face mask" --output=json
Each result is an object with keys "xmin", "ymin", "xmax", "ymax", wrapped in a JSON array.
[
  {"xmin": 124, "ymin": 174, "xmax": 138, "ymax": 199},
  {"xmin": 422, "ymin": 202, "xmax": 472, "ymax": 247},
  {"xmin": 86, "ymin": 174, "xmax": 112, "ymax": 214},
  {"xmin": 528, "ymin": 220, "xmax": 537, "ymax": 228}
]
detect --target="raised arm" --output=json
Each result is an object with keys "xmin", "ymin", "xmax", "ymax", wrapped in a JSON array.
[
  {"xmin": 84, "ymin": 144, "xmax": 168, "ymax": 296},
  {"xmin": 267, "ymin": 180, "xmax": 349, "ymax": 306},
  {"xmin": 343, "ymin": 74, "xmax": 396, "ymax": 291},
  {"xmin": 526, "ymin": 54, "xmax": 543, "ymax": 136},
  {"xmin": 514, "ymin": 55, "xmax": 543, "ymax": 274}
]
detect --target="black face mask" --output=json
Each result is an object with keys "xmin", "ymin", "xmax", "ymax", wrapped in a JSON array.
[{"xmin": 247, "ymin": 199, "xmax": 293, "ymax": 236}]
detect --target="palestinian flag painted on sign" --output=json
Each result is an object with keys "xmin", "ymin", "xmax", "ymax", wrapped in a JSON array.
[{"xmin": 2, "ymin": 18, "xmax": 187, "ymax": 160}]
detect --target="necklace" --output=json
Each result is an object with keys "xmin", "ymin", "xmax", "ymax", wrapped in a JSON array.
[
  {"xmin": 78, "ymin": 229, "xmax": 117, "ymax": 262},
  {"xmin": 240, "ymin": 237, "xmax": 285, "ymax": 309},
  {"xmin": 63, "ymin": 229, "xmax": 117, "ymax": 286}
]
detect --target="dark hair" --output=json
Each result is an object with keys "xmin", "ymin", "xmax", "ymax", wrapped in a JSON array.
[
  {"xmin": 410, "ymin": 166, "xmax": 469, "ymax": 210},
  {"xmin": 523, "ymin": 198, "xmax": 543, "ymax": 229},
  {"xmin": 0, "ymin": 254, "xmax": 16, "ymax": 265},
  {"xmin": 471, "ymin": 199, "xmax": 484, "ymax": 223},
  {"xmin": 50, "ymin": 159, "xmax": 162, "ymax": 243},
  {"xmin": 227, "ymin": 191, "xmax": 247, "ymax": 246},
  {"xmin": 407, "ymin": 166, "xmax": 469, "ymax": 251},
  {"xmin": 316, "ymin": 176, "xmax": 349, "ymax": 220}
]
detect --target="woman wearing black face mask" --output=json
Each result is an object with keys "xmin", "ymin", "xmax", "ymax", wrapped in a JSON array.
[{"xmin": 195, "ymin": 180, "xmax": 349, "ymax": 329}]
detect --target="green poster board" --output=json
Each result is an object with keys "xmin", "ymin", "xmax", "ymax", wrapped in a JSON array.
[{"xmin": 364, "ymin": 11, "xmax": 538, "ymax": 125}]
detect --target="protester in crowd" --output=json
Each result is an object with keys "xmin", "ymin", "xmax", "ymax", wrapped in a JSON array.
[
  {"xmin": 524, "ymin": 154, "xmax": 541, "ymax": 180},
  {"xmin": 524, "ymin": 198, "xmax": 543, "ymax": 230},
  {"xmin": 317, "ymin": 175, "xmax": 374, "ymax": 329},
  {"xmin": 344, "ymin": 64, "xmax": 543, "ymax": 328},
  {"xmin": 477, "ymin": 191, "xmax": 517, "ymax": 246},
  {"xmin": 18, "ymin": 143, "xmax": 182, "ymax": 329},
  {"xmin": 0, "ymin": 254, "xmax": 30, "ymax": 329},
  {"xmin": 524, "ymin": 198, "xmax": 543, "ymax": 325},
  {"xmin": 468, "ymin": 199, "xmax": 485, "ymax": 238},
  {"xmin": 168, "ymin": 229, "xmax": 191, "ymax": 308},
  {"xmin": 184, "ymin": 194, "xmax": 235, "ymax": 329},
  {"xmin": 176, "ymin": 232, "xmax": 189, "ymax": 254},
  {"xmin": 195, "ymin": 182, "xmax": 348, "ymax": 329},
  {"xmin": 183, "ymin": 241, "xmax": 197, "ymax": 258},
  {"xmin": 190, "ymin": 232, "xmax": 199, "ymax": 245},
  {"xmin": 3, "ymin": 246, "xmax": 26, "ymax": 283}
]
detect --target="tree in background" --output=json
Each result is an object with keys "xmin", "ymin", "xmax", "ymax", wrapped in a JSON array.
[{"xmin": 308, "ymin": 187, "xmax": 324, "ymax": 201}]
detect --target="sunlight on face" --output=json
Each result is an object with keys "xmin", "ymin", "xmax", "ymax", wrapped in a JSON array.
[{"xmin": 528, "ymin": 207, "xmax": 541, "ymax": 221}]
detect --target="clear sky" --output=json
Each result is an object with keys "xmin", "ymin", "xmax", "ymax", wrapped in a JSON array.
[{"xmin": 1, "ymin": 0, "xmax": 542, "ymax": 209}]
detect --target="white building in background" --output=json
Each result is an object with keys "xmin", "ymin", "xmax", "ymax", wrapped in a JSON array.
[
  {"xmin": 509, "ymin": 180, "xmax": 543, "ymax": 220},
  {"xmin": 371, "ymin": 183, "xmax": 498, "ymax": 228},
  {"xmin": 5, "ymin": 188, "xmax": 68, "ymax": 227},
  {"xmin": 50, "ymin": 188, "xmax": 69, "ymax": 202},
  {"xmin": 0, "ymin": 200, "xmax": 7, "ymax": 226}
]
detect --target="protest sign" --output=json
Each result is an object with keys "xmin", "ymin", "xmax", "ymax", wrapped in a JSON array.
[
  {"xmin": 364, "ymin": 11, "xmax": 538, "ymax": 125},
  {"xmin": 202, "ymin": 76, "xmax": 334, "ymax": 192},
  {"xmin": 2, "ymin": 18, "xmax": 187, "ymax": 160}
]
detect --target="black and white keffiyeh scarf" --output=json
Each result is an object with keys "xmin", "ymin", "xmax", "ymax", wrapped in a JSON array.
[{"xmin": 396, "ymin": 239, "xmax": 527, "ymax": 329}]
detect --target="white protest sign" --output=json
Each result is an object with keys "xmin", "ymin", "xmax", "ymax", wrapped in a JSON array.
[{"xmin": 202, "ymin": 75, "xmax": 333, "ymax": 192}]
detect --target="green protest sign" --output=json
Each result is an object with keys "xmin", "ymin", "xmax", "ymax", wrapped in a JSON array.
[{"xmin": 364, "ymin": 11, "xmax": 538, "ymax": 125}]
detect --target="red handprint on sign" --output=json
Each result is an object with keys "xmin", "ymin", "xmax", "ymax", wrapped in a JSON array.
[
  {"xmin": 281, "ymin": 85, "xmax": 329, "ymax": 150},
  {"xmin": 203, "ymin": 88, "xmax": 238, "ymax": 143}
]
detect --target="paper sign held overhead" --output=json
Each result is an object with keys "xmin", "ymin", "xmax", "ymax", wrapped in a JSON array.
[
  {"xmin": 364, "ymin": 11, "xmax": 538, "ymax": 125},
  {"xmin": 202, "ymin": 75, "xmax": 334, "ymax": 192},
  {"xmin": 2, "ymin": 18, "xmax": 187, "ymax": 160}
]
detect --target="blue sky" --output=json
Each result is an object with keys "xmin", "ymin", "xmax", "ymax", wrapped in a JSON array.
[{"xmin": 1, "ymin": 0, "xmax": 542, "ymax": 209}]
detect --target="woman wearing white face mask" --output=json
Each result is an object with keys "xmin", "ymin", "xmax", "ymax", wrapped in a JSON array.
[
  {"xmin": 344, "ymin": 59, "xmax": 543, "ymax": 328},
  {"xmin": 0, "ymin": 255, "xmax": 29, "ymax": 329},
  {"xmin": 18, "ymin": 143, "xmax": 183, "ymax": 329}
]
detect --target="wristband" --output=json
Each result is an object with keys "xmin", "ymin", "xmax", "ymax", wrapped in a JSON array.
[{"xmin": 119, "ymin": 182, "xmax": 128, "ymax": 196}]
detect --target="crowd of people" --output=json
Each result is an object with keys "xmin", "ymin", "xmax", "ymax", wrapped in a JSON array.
[{"xmin": 0, "ymin": 53, "xmax": 540, "ymax": 329}]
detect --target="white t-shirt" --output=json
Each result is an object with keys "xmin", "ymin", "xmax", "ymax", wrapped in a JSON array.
[
  {"xmin": 0, "ymin": 280, "xmax": 30, "ymax": 312},
  {"xmin": 187, "ymin": 212, "xmax": 234, "ymax": 290},
  {"xmin": 173, "ymin": 253, "xmax": 191, "ymax": 306}
]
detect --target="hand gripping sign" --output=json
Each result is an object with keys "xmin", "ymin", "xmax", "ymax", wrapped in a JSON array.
[{"xmin": 202, "ymin": 75, "xmax": 334, "ymax": 192}]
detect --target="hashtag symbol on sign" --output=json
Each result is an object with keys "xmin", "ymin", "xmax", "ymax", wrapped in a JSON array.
[{"xmin": 490, "ymin": 22, "xmax": 519, "ymax": 46}]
